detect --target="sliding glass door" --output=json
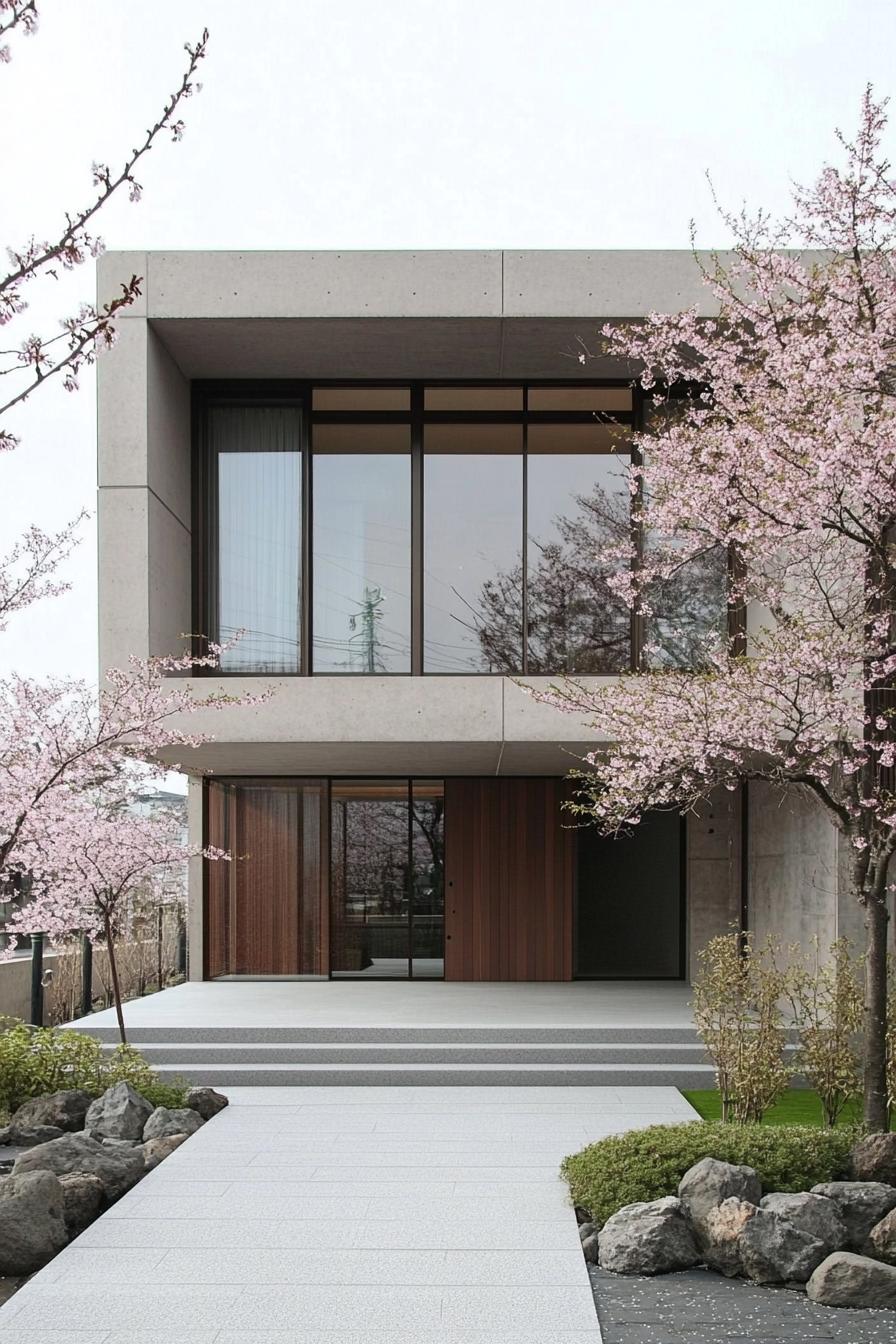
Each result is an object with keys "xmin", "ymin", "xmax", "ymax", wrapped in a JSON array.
[{"xmin": 330, "ymin": 780, "xmax": 444, "ymax": 978}]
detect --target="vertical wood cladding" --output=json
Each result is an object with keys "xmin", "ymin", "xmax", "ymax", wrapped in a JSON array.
[
  {"xmin": 204, "ymin": 780, "xmax": 326, "ymax": 976},
  {"xmin": 444, "ymin": 778, "xmax": 574, "ymax": 981}
]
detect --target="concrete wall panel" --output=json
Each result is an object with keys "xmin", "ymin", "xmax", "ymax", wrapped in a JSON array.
[
  {"xmin": 686, "ymin": 789, "xmax": 740, "ymax": 980},
  {"xmin": 96, "ymin": 318, "xmax": 147, "ymax": 487},
  {"xmin": 748, "ymin": 782, "xmax": 839, "ymax": 951},
  {"xmin": 97, "ymin": 488, "xmax": 149, "ymax": 670},
  {"xmin": 148, "ymin": 251, "xmax": 503, "ymax": 319},
  {"xmin": 504, "ymin": 678, "xmax": 613, "ymax": 743},
  {"xmin": 96, "ymin": 251, "xmax": 148, "ymax": 318},
  {"xmin": 504, "ymin": 250, "xmax": 722, "ymax": 317},
  {"xmin": 147, "ymin": 326, "xmax": 191, "ymax": 529},
  {"xmin": 147, "ymin": 492, "xmax": 192, "ymax": 660}
]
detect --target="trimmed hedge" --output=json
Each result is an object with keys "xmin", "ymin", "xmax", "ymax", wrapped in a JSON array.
[
  {"xmin": 562, "ymin": 1121, "xmax": 855, "ymax": 1227},
  {"xmin": 0, "ymin": 1019, "xmax": 188, "ymax": 1114}
]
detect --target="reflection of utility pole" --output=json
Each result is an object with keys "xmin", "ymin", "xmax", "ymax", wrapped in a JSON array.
[{"xmin": 349, "ymin": 585, "xmax": 383, "ymax": 673}]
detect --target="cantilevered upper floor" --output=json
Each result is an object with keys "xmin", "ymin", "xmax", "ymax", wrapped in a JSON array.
[{"xmin": 96, "ymin": 249, "xmax": 729, "ymax": 775}]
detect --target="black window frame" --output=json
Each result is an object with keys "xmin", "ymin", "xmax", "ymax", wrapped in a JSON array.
[{"xmin": 193, "ymin": 379, "xmax": 733, "ymax": 676}]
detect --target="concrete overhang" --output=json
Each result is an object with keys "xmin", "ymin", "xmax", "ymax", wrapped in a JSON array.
[
  {"xmin": 99, "ymin": 247, "xmax": 731, "ymax": 382},
  {"xmin": 148, "ymin": 675, "xmax": 612, "ymax": 778}
]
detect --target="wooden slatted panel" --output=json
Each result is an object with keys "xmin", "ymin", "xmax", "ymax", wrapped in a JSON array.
[
  {"xmin": 233, "ymin": 786, "xmax": 301, "ymax": 975},
  {"xmin": 204, "ymin": 781, "xmax": 231, "ymax": 977},
  {"xmin": 444, "ymin": 778, "xmax": 573, "ymax": 981},
  {"xmin": 205, "ymin": 781, "xmax": 328, "ymax": 977}
]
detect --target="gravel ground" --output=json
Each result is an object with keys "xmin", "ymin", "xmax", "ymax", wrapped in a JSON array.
[{"xmin": 589, "ymin": 1265, "xmax": 896, "ymax": 1343}]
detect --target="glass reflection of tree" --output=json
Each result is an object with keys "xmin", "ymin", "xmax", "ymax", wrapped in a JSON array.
[
  {"xmin": 343, "ymin": 801, "xmax": 408, "ymax": 918},
  {"xmin": 411, "ymin": 797, "xmax": 444, "ymax": 914},
  {"xmin": 475, "ymin": 475, "xmax": 727, "ymax": 673}
]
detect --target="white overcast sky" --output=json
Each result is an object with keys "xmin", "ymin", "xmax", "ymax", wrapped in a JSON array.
[{"xmin": 1, "ymin": 0, "xmax": 894, "ymax": 684}]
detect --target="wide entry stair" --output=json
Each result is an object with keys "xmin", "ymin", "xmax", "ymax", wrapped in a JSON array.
[{"xmin": 78, "ymin": 1021, "xmax": 713, "ymax": 1087}]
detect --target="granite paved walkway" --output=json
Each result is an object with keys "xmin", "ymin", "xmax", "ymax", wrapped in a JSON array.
[{"xmin": 0, "ymin": 1084, "xmax": 696, "ymax": 1344}]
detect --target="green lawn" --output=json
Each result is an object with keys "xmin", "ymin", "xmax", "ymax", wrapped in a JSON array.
[{"xmin": 682, "ymin": 1089, "xmax": 865, "ymax": 1128}]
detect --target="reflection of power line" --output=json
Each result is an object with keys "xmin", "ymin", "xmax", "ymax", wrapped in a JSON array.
[{"xmin": 349, "ymin": 586, "xmax": 385, "ymax": 674}]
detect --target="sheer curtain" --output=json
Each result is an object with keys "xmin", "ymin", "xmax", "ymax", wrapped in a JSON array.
[{"xmin": 209, "ymin": 405, "xmax": 302, "ymax": 673}]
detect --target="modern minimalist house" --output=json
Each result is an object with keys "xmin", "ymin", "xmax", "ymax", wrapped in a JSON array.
[{"xmin": 96, "ymin": 250, "xmax": 859, "ymax": 989}]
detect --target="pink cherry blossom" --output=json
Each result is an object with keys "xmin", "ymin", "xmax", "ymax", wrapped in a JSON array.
[{"xmin": 532, "ymin": 88, "xmax": 896, "ymax": 1132}]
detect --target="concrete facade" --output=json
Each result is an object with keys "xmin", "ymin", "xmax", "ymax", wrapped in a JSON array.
[{"xmin": 95, "ymin": 249, "xmax": 844, "ymax": 984}]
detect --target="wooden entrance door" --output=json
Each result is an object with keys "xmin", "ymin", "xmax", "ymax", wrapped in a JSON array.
[
  {"xmin": 443, "ymin": 778, "xmax": 574, "ymax": 981},
  {"xmin": 204, "ymin": 780, "xmax": 327, "ymax": 976}
]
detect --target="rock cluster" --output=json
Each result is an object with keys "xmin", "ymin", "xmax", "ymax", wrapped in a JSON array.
[
  {"xmin": 588, "ymin": 1132, "xmax": 896, "ymax": 1310},
  {"xmin": 0, "ymin": 1080, "xmax": 228, "ymax": 1273}
]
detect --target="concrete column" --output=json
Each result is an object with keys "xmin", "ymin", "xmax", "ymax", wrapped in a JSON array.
[
  {"xmin": 748, "ymin": 782, "xmax": 839, "ymax": 951},
  {"xmin": 687, "ymin": 786, "xmax": 741, "ymax": 981}
]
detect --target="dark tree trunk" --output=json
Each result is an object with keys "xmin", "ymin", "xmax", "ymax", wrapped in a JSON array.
[
  {"xmin": 102, "ymin": 910, "xmax": 127, "ymax": 1046},
  {"xmin": 863, "ymin": 893, "xmax": 889, "ymax": 1132}
]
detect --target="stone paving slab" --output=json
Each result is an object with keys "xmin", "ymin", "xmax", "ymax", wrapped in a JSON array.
[
  {"xmin": 590, "ymin": 1266, "xmax": 896, "ymax": 1343},
  {"xmin": 0, "ymin": 1085, "xmax": 697, "ymax": 1342}
]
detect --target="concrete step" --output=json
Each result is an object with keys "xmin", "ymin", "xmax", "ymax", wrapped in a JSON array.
[
  {"xmin": 70, "ymin": 1024, "xmax": 703, "ymax": 1045},
  {"xmin": 113, "ymin": 1041, "xmax": 709, "ymax": 1065},
  {"xmin": 148, "ymin": 1060, "xmax": 717, "ymax": 1087}
]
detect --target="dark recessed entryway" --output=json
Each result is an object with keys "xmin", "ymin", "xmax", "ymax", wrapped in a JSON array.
[{"xmin": 575, "ymin": 810, "xmax": 685, "ymax": 978}]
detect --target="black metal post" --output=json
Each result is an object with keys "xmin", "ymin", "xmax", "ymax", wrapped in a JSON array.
[
  {"xmin": 177, "ymin": 920, "xmax": 187, "ymax": 978},
  {"xmin": 30, "ymin": 932, "xmax": 44, "ymax": 1027},
  {"xmin": 80, "ymin": 934, "xmax": 93, "ymax": 1017}
]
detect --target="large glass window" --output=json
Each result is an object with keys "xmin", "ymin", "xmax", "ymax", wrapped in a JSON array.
[
  {"xmin": 210, "ymin": 405, "xmax": 302, "ymax": 673},
  {"xmin": 312, "ymin": 430, "xmax": 411, "ymax": 673},
  {"xmin": 526, "ymin": 428, "xmax": 631, "ymax": 674},
  {"xmin": 641, "ymin": 398, "xmax": 729, "ymax": 668},
  {"xmin": 200, "ymin": 384, "xmax": 729, "ymax": 675},
  {"xmin": 423, "ymin": 430, "xmax": 523, "ymax": 673}
]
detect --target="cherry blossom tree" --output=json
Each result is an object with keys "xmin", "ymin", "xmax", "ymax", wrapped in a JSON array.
[
  {"xmin": 0, "ymin": 7, "xmax": 251, "ymax": 970},
  {"xmin": 3, "ymin": 786, "xmax": 228, "ymax": 1043},
  {"xmin": 0, "ymin": 6, "xmax": 208, "ymax": 450},
  {"xmin": 0, "ymin": 644, "xmax": 261, "ymax": 884},
  {"xmin": 0, "ymin": 514, "xmax": 85, "ymax": 630},
  {"xmin": 535, "ymin": 88, "xmax": 896, "ymax": 1129}
]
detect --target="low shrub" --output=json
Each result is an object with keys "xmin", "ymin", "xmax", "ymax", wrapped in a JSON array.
[
  {"xmin": 0, "ymin": 1019, "xmax": 187, "ymax": 1113},
  {"xmin": 562, "ymin": 1121, "xmax": 855, "ymax": 1226}
]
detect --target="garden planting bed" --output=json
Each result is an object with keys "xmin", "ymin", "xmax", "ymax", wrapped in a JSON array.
[
  {"xmin": 0, "ymin": 1079, "xmax": 227, "ymax": 1282},
  {"xmin": 568, "ymin": 1124, "xmax": 896, "ymax": 1317}
]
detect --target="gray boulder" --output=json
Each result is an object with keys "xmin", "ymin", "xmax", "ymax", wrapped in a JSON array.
[
  {"xmin": 738, "ymin": 1206, "xmax": 828, "ymax": 1284},
  {"xmin": 760, "ymin": 1191, "xmax": 849, "ymax": 1255},
  {"xmin": 0, "ymin": 1170, "xmax": 68, "ymax": 1273},
  {"xmin": 101, "ymin": 1137, "xmax": 140, "ymax": 1150},
  {"xmin": 14, "ymin": 1132, "xmax": 143, "ymax": 1201},
  {"xmin": 578, "ymin": 1221, "xmax": 596, "ymax": 1242},
  {"xmin": 702, "ymin": 1197, "xmax": 758, "ymax": 1277},
  {"xmin": 142, "ymin": 1134, "xmax": 188, "ymax": 1171},
  {"xmin": 185, "ymin": 1086, "xmax": 228, "ymax": 1121},
  {"xmin": 870, "ymin": 1207, "xmax": 896, "ymax": 1263},
  {"xmin": 811, "ymin": 1181, "xmax": 896, "ymax": 1251},
  {"xmin": 84, "ymin": 1081, "xmax": 153, "ymax": 1142},
  {"xmin": 807, "ymin": 1251, "xmax": 896, "ymax": 1307},
  {"xmin": 581, "ymin": 1231, "xmax": 600, "ymax": 1264},
  {"xmin": 142, "ymin": 1107, "xmax": 204, "ymax": 1142},
  {"xmin": 678, "ymin": 1158, "xmax": 762, "ymax": 1245},
  {"xmin": 851, "ymin": 1133, "xmax": 896, "ymax": 1187},
  {"xmin": 12, "ymin": 1089, "xmax": 92, "ymax": 1134},
  {"xmin": 58, "ymin": 1171, "xmax": 104, "ymax": 1238},
  {"xmin": 8, "ymin": 1123, "xmax": 64, "ymax": 1147},
  {"xmin": 0, "ymin": 1126, "xmax": 10, "ymax": 1146},
  {"xmin": 598, "ymin": 1196, "xmax": 700, "ymax": 1275}
]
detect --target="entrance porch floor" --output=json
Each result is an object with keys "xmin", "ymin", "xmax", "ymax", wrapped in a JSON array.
[
  {"xmin": 66, "ymin": 979, "xmax": 695, "ymax": 1032},
  {"xmin": 0, "ymin": 1085, "xmax": 699, "ymax": 1343}
]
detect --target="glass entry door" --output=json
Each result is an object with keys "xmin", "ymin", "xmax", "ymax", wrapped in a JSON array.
[{"xmin": 330, "ymin": 780, "xmax": 444, "ymax": 978}]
